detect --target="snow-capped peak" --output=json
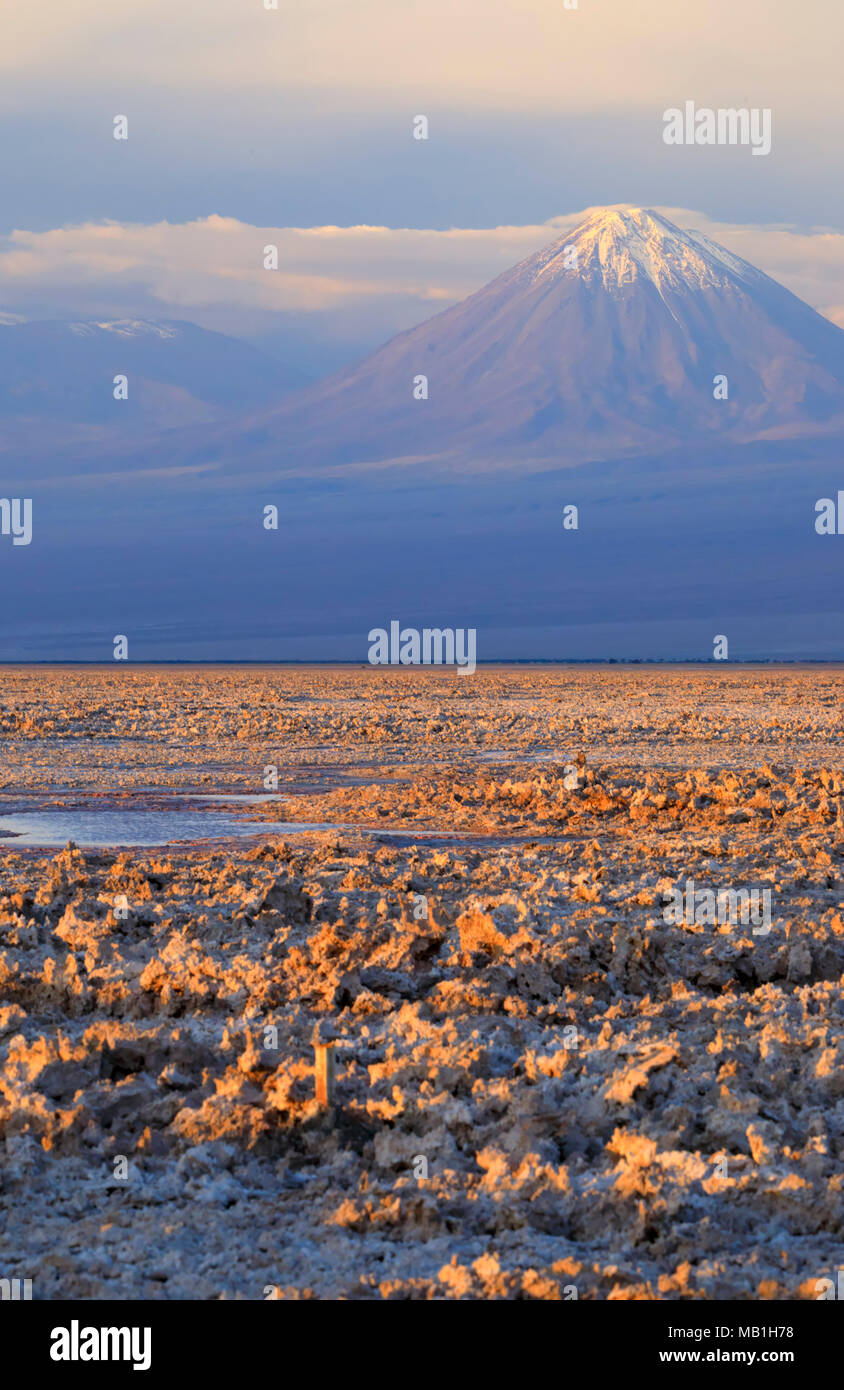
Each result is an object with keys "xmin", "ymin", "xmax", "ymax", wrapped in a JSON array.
[
  {"xmin": 68, "ymin": 319, "xmax": 179, "ymax": 339},
  {"xmin": 529, "ymin": 205, "xmax": 762, "ymax": 297}
]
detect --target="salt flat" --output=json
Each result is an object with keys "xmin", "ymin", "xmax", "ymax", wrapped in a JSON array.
[{"xmin": 0, "ymin": 665, "xmax": 842, "ymax": 1300}]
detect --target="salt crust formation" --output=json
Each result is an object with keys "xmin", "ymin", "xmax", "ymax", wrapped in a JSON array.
[{"xmin": 0, "ymin": 666, "xmax": 842, "ymax": 1300}]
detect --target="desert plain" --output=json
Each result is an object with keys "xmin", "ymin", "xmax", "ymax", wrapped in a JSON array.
[{"xmin": 0, "ymin": 663, "xmax": 843, "ymax": 1300}]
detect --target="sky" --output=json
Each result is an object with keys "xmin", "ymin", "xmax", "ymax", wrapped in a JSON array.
[{"xmin": 1, "ymin": 0, "xmax": 843, "ymax": 372}]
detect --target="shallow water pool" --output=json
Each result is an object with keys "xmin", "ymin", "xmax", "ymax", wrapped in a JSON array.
[{"xmin": 0, "ymin": 810, "xmax": 333, "ymax": 848}]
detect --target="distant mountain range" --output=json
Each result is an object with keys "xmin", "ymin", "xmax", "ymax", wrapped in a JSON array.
[
  {"xmin": 66, "ymin": 205, "xmax": 844, "ymax": 481},
  {"xmin": 9, "ymin": 207, "xmax": 844, "ymax": 474},
  {"xmin": 0, "ymin": 316, "xmax": 306, "ymax": 450},
  {"xmin": 3, "ymin": 207, "xmax": 844, "ymax": 660}
]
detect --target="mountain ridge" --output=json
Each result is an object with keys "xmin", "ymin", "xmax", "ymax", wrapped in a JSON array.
[{"xmin": 0, "ymin": 315, "xmax": 308, "ymax": 439}]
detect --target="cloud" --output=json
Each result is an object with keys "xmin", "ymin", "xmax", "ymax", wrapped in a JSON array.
[{"xmin": 2, "ymin": 208, "xmax": 844, "ymax": 351}]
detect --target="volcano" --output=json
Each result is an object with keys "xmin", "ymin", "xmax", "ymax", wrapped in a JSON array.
[{"xmin": 210, "ymin": 205, "xmax": 844, "ymax": 472}]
